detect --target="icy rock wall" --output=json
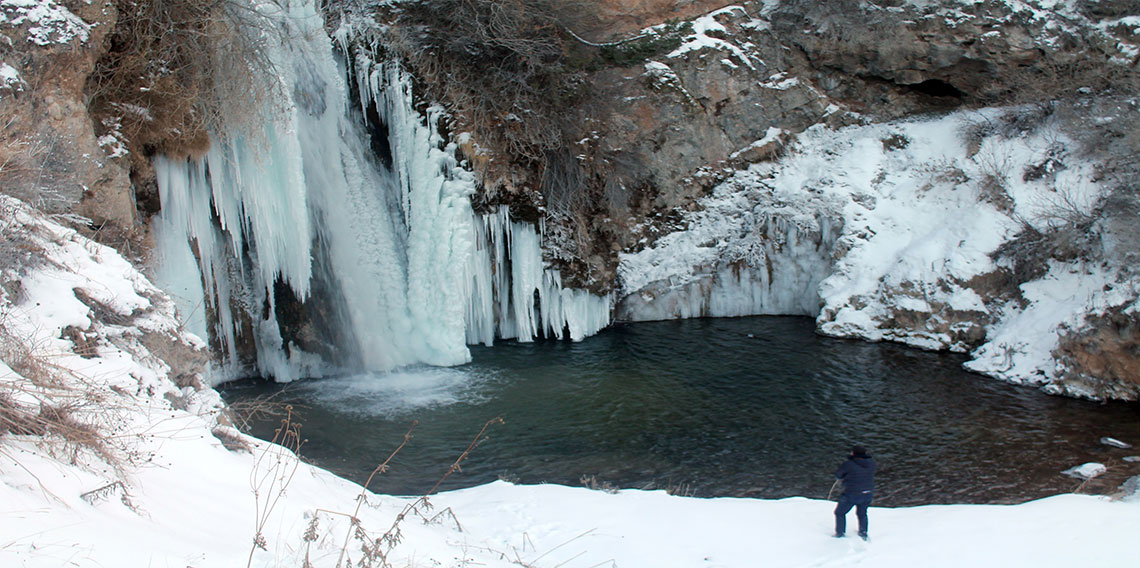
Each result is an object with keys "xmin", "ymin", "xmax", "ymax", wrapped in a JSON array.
[
  {"xmin": 151, "ymin": 0, "xmax": 610, "ymax": 383},
  {"xmin": 617, "ymin": 166, "xmax": 843, "ymax": 321},
  {"xmin": 467, "ymin": 207, "xmax": 613, "ymax": 345}
]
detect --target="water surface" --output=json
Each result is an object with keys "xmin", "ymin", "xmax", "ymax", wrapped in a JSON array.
[{"xmin": 222, "ymin": 317, "xmax": 1140, "ymax": 506}]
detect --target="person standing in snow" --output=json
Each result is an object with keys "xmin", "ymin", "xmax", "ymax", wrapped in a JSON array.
[{"xmin": 833, "ymin": 445, "xmax": 877, "ymax": 540}]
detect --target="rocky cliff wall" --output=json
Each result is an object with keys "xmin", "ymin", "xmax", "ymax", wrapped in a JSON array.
[
  {"xmin": 0, "ymin": 0, "xmax": 135, "ymax": 231},
  {"xmin": 2, "ymin": 0, "xmax": 1139, "ymax": 399},
  {"xmin": 398, "ymin": 0, "xmax": 1139, "ymax": 398}
]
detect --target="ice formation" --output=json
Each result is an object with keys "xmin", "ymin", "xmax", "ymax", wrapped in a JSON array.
[
  {"xmin": 151, "ymin": 0, "xmax": 609, "ymax": 382},
  {"xmin": 617, "ymin": 167, "xmax": 843, "ymax": 322}
]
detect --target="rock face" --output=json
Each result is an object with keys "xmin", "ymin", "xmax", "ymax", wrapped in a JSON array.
[
  {"xmin": 0, "ymin": 0, "xmax": 135, "ymax": 230},
  {"xmin": 461, "ymin": 1, "xmax": 1138, "ymax": 295},
  {"xmin": 448, "ymin": 0, "xmax": 1139, "ymax": 398},
  {"xmin": 3, "ymin": 0, "xmax": 1139, "ymax": 399},
  {"xmin": 582, "ymin": 0, "xmax": 737, "ymax": 39},
  {"xmin": 1056, "ymin": 307, "xmax": 1140, "ymax": 400}
]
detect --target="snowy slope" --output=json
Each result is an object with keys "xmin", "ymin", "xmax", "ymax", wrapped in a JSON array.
[
  {"xmin": 618, "ymin": 108, "xmax": 1140, "ymax": 398},
  {"xmin": 3, "ymin": 193, "xmax": 1140, "ymax": 567}
]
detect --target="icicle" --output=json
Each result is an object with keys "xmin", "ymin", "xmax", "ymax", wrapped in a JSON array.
[
  {"xmin": 153, "ymin": 0, "xmax": 613, "ymax": 382},
  {"xmin": 618, "ymin": 211, "xmax": 838, "ymax": 321},
  {"xmin": 463, "ymin": 206, "xmax": 612, "ymax": 344}
]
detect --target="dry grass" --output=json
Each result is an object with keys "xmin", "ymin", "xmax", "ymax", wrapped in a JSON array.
[
  {"xmin": 247, "ymin": 404, "xmax": 305, "ymax": 566},
  {"xmin": 287, "ymin": 416, "xmax": 505, "ymax": 568},
  {"xmin": 0, "ymin": 323, "xmax": 132, "ymax": 478}
]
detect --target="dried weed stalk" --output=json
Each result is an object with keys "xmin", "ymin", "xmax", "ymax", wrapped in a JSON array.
[
  {"xmin": 0, "ymin": 318, "xmax": 136, "ymax": 479},
  {"xmin": 247, "ymin": 404, "xmax": 305, "ymax": 567},
  {"xmin": 303, "ymin": 416, "xmax": 503, "ymax": 568}
]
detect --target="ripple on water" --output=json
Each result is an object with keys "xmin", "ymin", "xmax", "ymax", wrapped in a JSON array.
[
  {"xmin": 223, "ymin": 316, "xmax": 1140, "ymax": 505},
  {"xmin": 289, "ymin": 367, "xmax": 494, "ymax": 417}
]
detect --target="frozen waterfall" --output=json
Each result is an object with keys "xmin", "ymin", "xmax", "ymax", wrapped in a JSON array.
[
  {"xmin": 151, "ymin": 0, "xmax": 610, "ymax": 382},
  {"xmin": 617, "ymin": 198, "xmax": 841, "ymax": 322}
]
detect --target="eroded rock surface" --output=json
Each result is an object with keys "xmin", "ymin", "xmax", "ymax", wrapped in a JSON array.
[{"xmin": 1, "ymin": 0, "xmax": 134, "ymax": 229}]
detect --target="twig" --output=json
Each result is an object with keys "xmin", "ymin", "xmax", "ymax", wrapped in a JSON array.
[
  {"xmin": 374, "ymin": 417, "xmax": 504, "ymax": 566},
  {"xmin": 334, "ymin": 420, "xmax": 418, "ymax": 568},
  {"xmin": 246, "ymin": 405, "xmax": 304, "ymax": 568},
  {"xmin": 529, "ymin": 529, "xmax": 596, "ymax": 565}
]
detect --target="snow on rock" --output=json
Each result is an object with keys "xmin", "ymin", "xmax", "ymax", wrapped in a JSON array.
[
  {"xmin": 0, "ymin": 61, "xmax": 24, "ymax": 93},
  {"xmin": 1102, "ymin": 437, "xmax": 1133, "ymax": 449},
  {"xmin": 619, "ymin": 104, "xmax": 1140, "ymax": 397},
  {"xmin": 642, "ymin": 59, "xmax": 699, "ymax": 106},
  {"xmin": 1063, "ymin": 463, "xmax": 1108, "ymax": 480},
  {"xmin": 668, "ymin": 5, "xmax": 761, "ymax": 69},
  {"xmin": 964, "ymin": 261, "xmax": 1138, "ymax": 398},
  {"xmin": 1, "ymin": 0, "xmax": 91, "ymax": 46}
]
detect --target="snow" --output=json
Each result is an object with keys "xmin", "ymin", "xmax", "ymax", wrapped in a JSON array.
[
  {"xmin": 760, "ymin": 72, "xmax": 802, "ymax": 90},
  {"xmin": 0, "ymin": 62, "xmax": 24, "ymax": 93},
  {"xmin": 4, "ymin": 194, "xmax": 1140, "ymax": 568},
  {"xmin": 1102, "ymin": 437, "xmax": 1134, "ymax": 449},
  {"xmin": 1, "ymin": 0, "xmax": 90, "ymax": 46},
  {"xmin": 1063, "ymin": 463, "xmax": 1108, "ymax": 480},
  {"xmin": 617, "ymin": 105, "xmax": 1139, "ymax": 393},
  {"xmin": 964, "ymin": 261, "xmax": 1136, "ymax": 396},
  {"xmin": 667, "ymin": 6, "xmax": 760, "ymax": 70},
  {"xmin": 96, "ymin": 133, "xmax": 127, "ymax": 158}
]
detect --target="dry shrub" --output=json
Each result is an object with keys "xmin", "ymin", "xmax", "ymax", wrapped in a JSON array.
[
  {"xmin": 579, "ymin": 474, "xmax": 619, "ymax": 494},
  {"xmin": 248, "ymin": 405, "xmax": 305, "ymax": 565},
  {"xmin": 225, "ymin": 388, "xmax": 294, "ymax": 431},
  {"xmin": 993, "ymin": 93, "xmax": 1140, "ymax": 284},
  {"xmin": 0, "ymin": 282, "xmax": 135, "ymax": 476},
  {"xmin": 297, "ymin": 417, "xmax": 503, "ymax": 568},
  {"xmin": 87, "ymin": 0, "xmax": 283, "ymax": 168},
  {"xmin": 0, "ymin": 355, "xmax": 128, "ymax": 475},
  {"xmin": 540, "ymin": 148, "xmax": 590, "ymax": 219},
  {"xmin": 382, "ymin": 0, "xmax": 594, "ymax": 161}
]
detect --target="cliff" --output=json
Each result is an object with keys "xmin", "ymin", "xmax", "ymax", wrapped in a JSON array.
[
  {"xmin": 2, "ymin": 0, "xmax": 1139, "ymax": 398},
  {"xmin": 381, "ymin": 0, "xmax": 1140, "ymax": 398}
]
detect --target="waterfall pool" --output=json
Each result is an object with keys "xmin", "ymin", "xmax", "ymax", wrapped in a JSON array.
[{"xmin": 221, "ymin": 316, "xmax": 1140, "ymax": 506}]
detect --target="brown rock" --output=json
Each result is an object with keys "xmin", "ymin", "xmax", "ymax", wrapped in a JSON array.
[
  {"xmin": 1056, "ymin": 309, "xmax": 1140, "ymax": 400},
  {"xmin": 579, "ymin": 0, "xmax": 738, "ymax": 40},
  {"xmin": 0, "ymin": 0, "xmax": 134, "ymax": 229}
]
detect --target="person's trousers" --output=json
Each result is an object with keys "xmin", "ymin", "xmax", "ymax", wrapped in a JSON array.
[{"xmin": 834, "ymin": 491, "xmax": 872, "ymax": 536}]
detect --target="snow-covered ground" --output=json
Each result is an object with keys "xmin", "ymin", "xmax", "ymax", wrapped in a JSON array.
[{"xmin": 2, "ymin": 195, "xmax": 1140, "ymax": 567}]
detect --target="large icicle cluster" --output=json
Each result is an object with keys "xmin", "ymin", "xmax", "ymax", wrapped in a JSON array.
[
  {"xmin": 151, "ymin": 0, "xmax": 610, "ymax": 383},
  {"xmin": 466, "ymin": 207, "xmax": 613, "ymax": 345},
  {"xmin": 617, "ymin": 165, "xmax": 843, "ymax": 322}
]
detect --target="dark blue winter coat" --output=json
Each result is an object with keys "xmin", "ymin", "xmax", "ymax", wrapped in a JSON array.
[{"xmin": 835, "ymin": 456, "xmax": 877, "ymax": 495}]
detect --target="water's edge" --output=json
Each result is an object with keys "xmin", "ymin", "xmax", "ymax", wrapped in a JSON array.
[{"xmin": 222, "ymin": 316, "xmax": 1140, "ymax": 507}]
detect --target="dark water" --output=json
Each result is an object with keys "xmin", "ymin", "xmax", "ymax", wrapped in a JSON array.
[{"xmin": 221, "ymin": 317, "xmax": 1140, "ymax": 506}]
